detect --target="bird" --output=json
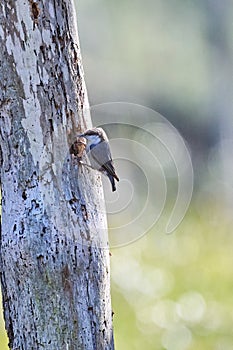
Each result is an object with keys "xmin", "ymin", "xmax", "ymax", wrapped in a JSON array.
[
  {"xmin": 69, "ymin": 136, "xmax": 87, "ymax": 159},
  {"xmin": 80, "ymin": 127, "xmax": 119, "ymax": 192}
]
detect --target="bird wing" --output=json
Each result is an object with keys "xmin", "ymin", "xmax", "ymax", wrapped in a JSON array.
[
  {"xmin": 102, "ymin": 161, "xmax": 119, "ymax": 181},
  {"xmin": 88, "ymin": 141, "xmax": 119, "ymax": 181}
]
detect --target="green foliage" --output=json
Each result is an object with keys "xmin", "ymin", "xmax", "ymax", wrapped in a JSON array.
[
  {"xmin": 0, "ymin": 299, "xmax": 8, "ymax": 350},
  {"xmin": 111, "ymin": 203, "xmax": 233, "ymax": 349}
]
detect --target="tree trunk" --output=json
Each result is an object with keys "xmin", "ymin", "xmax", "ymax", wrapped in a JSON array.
[{"xmin": 0, "ymin": 1, "xmax": 114, "ymax": 349}]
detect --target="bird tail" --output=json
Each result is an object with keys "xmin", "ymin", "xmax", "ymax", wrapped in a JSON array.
[
  {"xmin": 108, "ymin": 174, "xmax": 117, "ymax": 192},
  {"xmin": 113, "ymin": 173, "xmax": 120, "ymax": 182}
]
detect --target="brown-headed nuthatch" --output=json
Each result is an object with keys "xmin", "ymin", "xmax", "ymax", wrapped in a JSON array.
[{"xmin": 80, "ymin": 127, "xmax": 119, "ymax": 192}]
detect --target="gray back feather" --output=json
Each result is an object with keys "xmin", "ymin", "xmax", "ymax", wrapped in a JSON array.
[{"xmin": 87, "ymin": 141, "xmax": 112, "ymax": 169}]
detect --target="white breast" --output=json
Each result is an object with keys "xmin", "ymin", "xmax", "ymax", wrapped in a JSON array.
[{"xmin": 85, "ymin": 135, "xmax": 102, "ymax": 152}]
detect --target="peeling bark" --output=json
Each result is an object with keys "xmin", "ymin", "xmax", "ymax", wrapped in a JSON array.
[{"xmin": 0, "ymin": 1, "xmax": 114, "ymax": 349}]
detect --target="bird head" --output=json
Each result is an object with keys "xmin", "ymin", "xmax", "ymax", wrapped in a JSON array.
[{"xmin": 81, "ymin": 128, "xmax": 108, "ymax": 149}]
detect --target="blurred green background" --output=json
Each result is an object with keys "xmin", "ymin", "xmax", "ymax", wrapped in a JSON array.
[{"xmin": 1, "ymin": 0, "xmax": 233, "ymax": 349}]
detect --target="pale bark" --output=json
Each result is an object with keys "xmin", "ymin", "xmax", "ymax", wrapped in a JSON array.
[{"xmin": 0, "ymin": 1, "xmax": 114, "ymax": 349}]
